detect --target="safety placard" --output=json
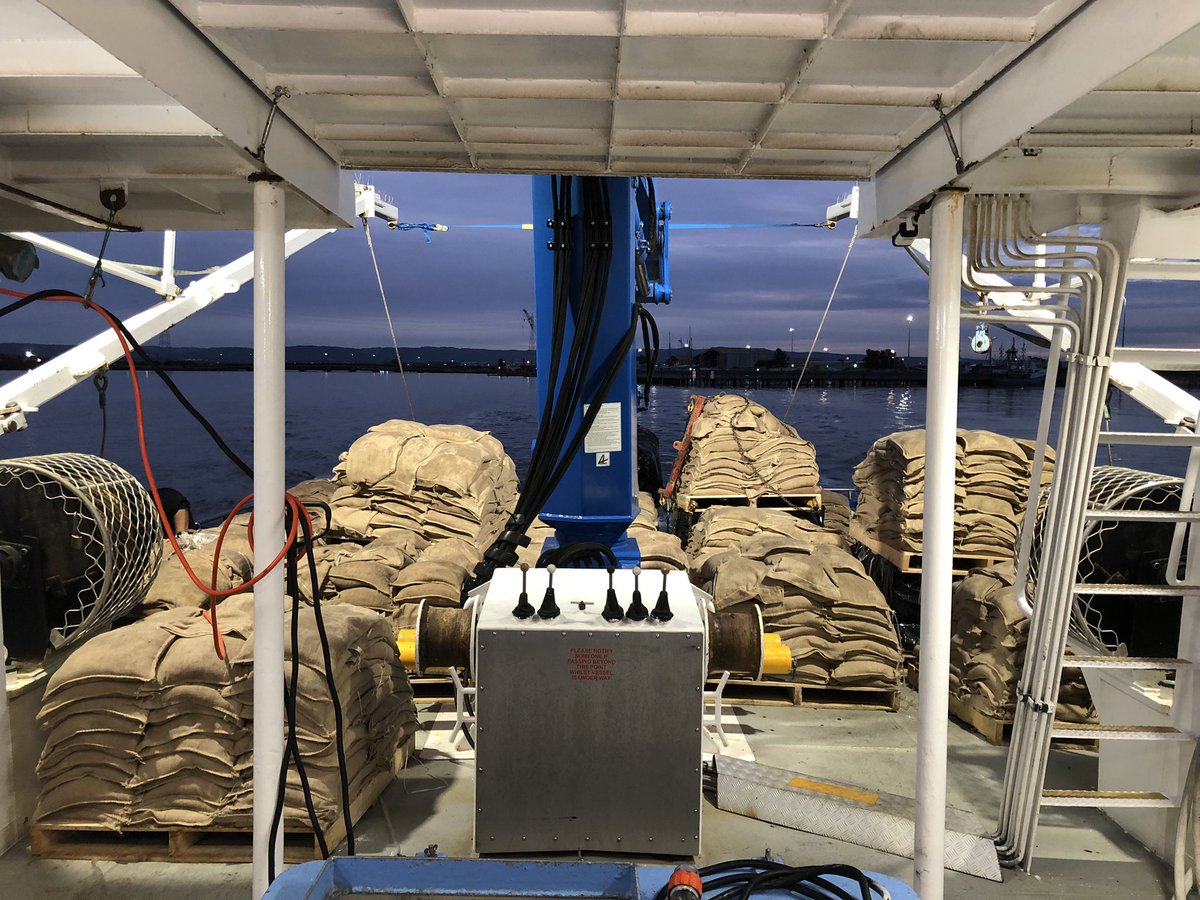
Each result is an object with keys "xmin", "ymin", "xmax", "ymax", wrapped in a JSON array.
[{"xmin": 584, "ymin": 402, "xmax": 622, "ymax": 454}]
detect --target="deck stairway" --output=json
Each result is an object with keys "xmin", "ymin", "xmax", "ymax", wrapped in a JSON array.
[
  {"xmin": 998, "ymin": 339, "xmax": 1200, "ymax": 867},
  {"xmin": 945, "ymin": 194, "xmax": 1200, "ymax": 872}
]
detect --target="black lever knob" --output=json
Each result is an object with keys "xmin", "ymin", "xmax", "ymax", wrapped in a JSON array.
[
  {"xmin": 626, "ymin": 565, "xmax": 648, "ymax": 621},
  {"xmin": 602, "ymin": 566, "xmax": 624, "ymax": 622},
  {"xmin": 512, "ymin": 563, "xmax": 535, "ymax": 619},
  {"xmin": 538, "ymin": 564, "xmax": 560, "ymax": 620},
  {"xmin": 651, "ymin": 569, "xmax": 674, "ymax": 622}
]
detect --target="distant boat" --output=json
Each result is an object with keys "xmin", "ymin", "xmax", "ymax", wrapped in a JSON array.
[{"xmin": 962, "ymin": 340, "xmax": 1046, "ymax": 387}]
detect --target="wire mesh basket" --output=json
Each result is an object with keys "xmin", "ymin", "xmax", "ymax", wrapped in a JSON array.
[
  {"xmin": 1026, "ymin": 465, "xmax": 1186, "ymax": 655},
  {"xmin": 0, "ymin": 453, "xmax": 162, "ymax": 649}
]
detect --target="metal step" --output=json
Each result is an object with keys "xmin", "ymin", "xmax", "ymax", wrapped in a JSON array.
[
  {"xmin": 1064, "ymin": 656, "xmax": 1187, "ymax": 669},
  {"xmin": 1049, "ymin": 723, "xmax": 1190, "ymax": 741},
  {"xmin": 1072, "ymin": 582, "xmax": 1200, "ymax": 596},
  {"xmin": 1083, "ymin": 508, "xmax": 1200, "ymax": 521},
  {"xmin": 1041, "ymin": 789, "xmax": 1175, "ymax": 809},
  {"xmin": 1112, "ymin": 348, "xmax": 1200, "ymax": 371},
  {"xmin": 1096, "ymin": 431, "xmax": 1200, "ymax": 446}
]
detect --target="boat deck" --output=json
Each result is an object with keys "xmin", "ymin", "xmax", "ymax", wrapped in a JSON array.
[{"xmin": 0, "ymin": 686, "xmax": 1172, "ymax": 899}]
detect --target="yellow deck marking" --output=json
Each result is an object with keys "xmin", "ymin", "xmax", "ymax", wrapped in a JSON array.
[{"xmin": 787, "ymin": 776, "xmax": 878, "ymax": 805}]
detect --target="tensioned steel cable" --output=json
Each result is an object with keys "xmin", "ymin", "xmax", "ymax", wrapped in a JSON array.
[
  {"xmin": 783, "ymin": 223, "xmax": 858, "ymax": 423},
  {"xmin": 363, "ymin": 216, "xmax": 417, "ymax": 420}
]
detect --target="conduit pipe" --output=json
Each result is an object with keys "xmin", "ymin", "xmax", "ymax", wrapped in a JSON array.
[
  {"xmin": 913, "ymin": 189, "xmax": 964, "ymax": 900},
  {"xmin": 251, "ymin": 175, "xmax": 287, "ymax": 899},
  {"xmin": 967, "ymin": 194, "xmax": 1126, "ymax": 869}
]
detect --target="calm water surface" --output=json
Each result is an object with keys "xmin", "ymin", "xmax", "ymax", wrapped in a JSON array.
[{"xmin": 2, "ymin": 371, "xmax": 1181, "ymax": 525}]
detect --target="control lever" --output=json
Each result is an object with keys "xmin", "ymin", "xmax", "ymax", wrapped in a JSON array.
[
  {"xmin": 512, "ymin": 563, "xmax": 535, "ymax": 619},
  {"xmin": 538, "ymin": 564, "xmax": 560, "ymax": 620},
  {"xmin": 625, "ymin": 565, "xmax": 648, "ymax": 621},
  {"xmin": 601, "ymin": 566, "xmax": 624, "ymax": 622},
  {"xmin": 651, "ymin": 569, "xmax": 674, "ymax": 622}
]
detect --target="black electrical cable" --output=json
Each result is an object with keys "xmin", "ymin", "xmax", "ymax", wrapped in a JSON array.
[
  {"xmin": 469, "ymin": 177, "xmax": 622, "ymax": 588},
  {"xmin": 653, "ymin": 859, "xmax": 883, "ymax": 900},
  {"xmin": 84, "ymin": 207, "xmax": 118, "ymax": 302},
  {"xmin": 108, "ymin": 313, "xmax": 254, "ymax": 480},
  {"xmin": 637, "ymin": 305, "xmax": 659, "ymax": 408},
  {"xmin": 0, "ymin": 287, "xmax": 254, "ymax": 480},
  {"xmin": 269, "ymin": 546, "xmax": 330, "ymax": 884},
  {"xmin": 537, "ymin": 542, "xmax": 619, "ymax": 570},
  {"xmin": 461, "ymin": 692, "xmax": 477, "ymax": 750},
  {"xmin": 298, "ymin": 508, "xmax": 356, "ymax": 856},
  {"xmin": 93, "ymin": 370, "xmax": 109, "ymax": 456}
]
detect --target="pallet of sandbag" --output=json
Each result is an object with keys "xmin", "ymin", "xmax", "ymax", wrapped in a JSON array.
[
  {"xmin": 407, "ymin": 674, "xmax": 457, "ymax": 703},
  {"xmin": 675, "ymin": 491, "xmax": 822, "ymax": 515},
  {"xmin": 708, "ymin": 676, "xmax": 899, "ymax": 712},
  {"xmin": 907, "ymin": 664, "xmax": 1095, "ymax": 749},
  {"xmin": 30, "ymin": 740, "xmax": 413, "ymax": 864},
  {"xmin": 848, "ymin": 522, "xmax": 1011, "ymax": 576}
]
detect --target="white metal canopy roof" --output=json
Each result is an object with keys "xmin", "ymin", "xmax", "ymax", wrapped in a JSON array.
[{"xmin": 3, "ymin": 0, "xmax": 1200, "ymax": 233}]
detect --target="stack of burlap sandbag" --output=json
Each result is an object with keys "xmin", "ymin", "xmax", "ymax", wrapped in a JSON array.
[
  {"xmin": 328, "ymin": 421, "xmax": 518, "ymax": 551},
  {"xmin": 820, "ymin": 491, "xmax": 852, "ymax": 542},
  {"xmin": 289, "ymin": 423, "xmax": 518, "ymax": 629},
  {"xmin": 514, "ymin": 493, "xmax": 686, "ymax": 572},
  {"xmin": 676, "ymin": 395, "xmax": 819, "ymax": 503},
  {"xmin": 852, "ymin": 428, "xmax": 1055, "ymax": 558},
  {"xmin": 140, "ymin": 534, "xmax": 252, "ymax": 617},
  {"xmin": 35, "ymin": 597, "xmax": 418, "ymax": 832},
  {"xmin": 687, "ymin": 506, "xmax": 843, "ymax": 554},
  {"xmin": 948, "ymin": 563, "xmax": 1093, "ymax": 723},
  {"xmin": 688, "ymin": 515, "xmax": 902, "ymax": 687},
  {"xmin": 628, "ymin": 491, "xmax": 687, "ymax": 570}
]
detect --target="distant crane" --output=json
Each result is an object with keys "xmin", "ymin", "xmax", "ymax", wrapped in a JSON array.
[{"xmin": 522, "ymin": 308, "xmax": 535, "ymax": 364}]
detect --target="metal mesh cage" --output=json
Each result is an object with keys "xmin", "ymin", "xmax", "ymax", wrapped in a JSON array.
[
  {"xmin": 1027, "ymin": 465, "xmax": 1185, "ymax": 654},
  {"xmin": 0, "ymin": 453, "xmax": 162, "ymax": 648}
]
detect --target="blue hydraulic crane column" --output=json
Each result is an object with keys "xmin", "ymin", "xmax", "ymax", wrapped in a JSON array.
[{"xmin": 531, "ymin": 176, "xmax": 670, "ymax": 565}]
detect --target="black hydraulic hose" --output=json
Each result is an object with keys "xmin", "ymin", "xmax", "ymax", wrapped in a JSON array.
[
  {"xmin": 527, "ymin": 179, "xmax": 612, "ymax": 503},
  {"xmin": 638, "ymin": 304, "xmax": 659, "ymax": 408},
  {"xmin": 107, "ymin": 313, "xmax": 254, "ymax": 480},
  {"xmin": 299, "ymin": 509, "xmax": 356, "ymax": 855},
  {"xmin": 269, "ymin": 550, "xmax": 328, "ymax": 884},
  {"xmin": 528, "ymin": 178, "xmax": 608, "ymax": 504},
  {"xmin": 529, "ymin": 176, "xmax": 571, "ymax": 464},
  {"xmin": 0, "ymin": 287, "xmax": 86, "ymax": 319},
  {"xmin": 470, "ymin": 178, "xmax": 625, "ymax": 587},
  {"xmin": 0, "ymin": 288, "xmax": 254, "ymax": 480}
]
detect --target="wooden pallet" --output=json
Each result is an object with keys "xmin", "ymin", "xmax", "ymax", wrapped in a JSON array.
[
  {"xmin": 408, "ymin": 674, "xmax": 456, "ymax": 702},
  {"xmin": 708, "ymin": 676, "xmax": 899, "ymax": 712},
  {"xmin": 908, "ymin": 664, "xmax": 1095, "ymax": 749},
  {"xmin": 30, "ymin": 740, "xmax": 412, "ymax": 864},
  {"xmin": 848, "ymin": 523, "xmax": 1011, "ymax": 576},
  {"xmin": 684, "ymin": 492, "xmax": 822, "ymax": 514}
]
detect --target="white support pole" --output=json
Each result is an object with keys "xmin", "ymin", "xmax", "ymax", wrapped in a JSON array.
[
  {"xmin": 161, "ymin": 230, "xmax": 178, "ymax": 296},
  {"xmin": 914, "ymin": 189, "xmax": 964, "ymax": 899},
  {"xmin": 251, "ymin": 176, "xmax": 286, "ymax": 898}
]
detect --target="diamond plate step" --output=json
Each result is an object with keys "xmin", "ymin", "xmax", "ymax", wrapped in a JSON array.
[
  {"xmin": 1072, "ymin": 583, "xmax": 1200, "ymax": 596},
  {"xmin": 1064, "ymin": 656, "xmax": 1187, "ymax": 669},
  {"xmin": 1083, "ymin": 508, "xmax": 1200, "ymax": 521},
  {"xmin": 1095, "ymin": 431, "xmax": 1200, "ymax": 446},
  {"xmin": 1049, "ymin": 723, "xmax": 1189, "ymax": 741},
  {"xmin": 1041, "ymin": 789, "xmax": 1175, "ymax": 808}
]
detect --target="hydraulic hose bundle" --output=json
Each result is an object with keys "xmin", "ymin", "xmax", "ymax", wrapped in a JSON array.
[
  {"xmin": 468, "ymin": 176, "xmax": 640, "ymax": 592},
  {"xmin": 656, "ymin": 859, "xmax": 891, "ymax": 900},
  {"xmin": 0, "ymin": 285, "xmax": 356, "ymax": 879}
]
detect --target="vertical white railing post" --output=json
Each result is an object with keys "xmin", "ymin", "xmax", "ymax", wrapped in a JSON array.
[
  {"xmin": 914, "ymin": 189, "xmax": 965, "ymax": 899},
  {"xmin": 161, "ymin": 230, "xmax": 178, "ymax": 296},
  {"xmin": 251, "ymin": 175, "xmax": 286, "ymax": 899}
]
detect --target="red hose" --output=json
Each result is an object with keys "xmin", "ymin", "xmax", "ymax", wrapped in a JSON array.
[{"xmin": 2, "ymin": 287, "xmax": 307, "ymax": 658}]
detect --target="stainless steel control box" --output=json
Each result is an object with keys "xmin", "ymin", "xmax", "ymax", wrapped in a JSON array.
[{"xmin": 473, "ymin": 567, "xmax": 705, "ymax": 855}]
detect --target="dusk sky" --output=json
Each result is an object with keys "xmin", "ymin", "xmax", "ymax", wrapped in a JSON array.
[{"xmin": 7, "ymin": 172, "xmax": 1193, "ymax": 356}]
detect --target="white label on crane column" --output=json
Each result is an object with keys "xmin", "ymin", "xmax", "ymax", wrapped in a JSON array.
[{"xmin": 584, "ymin": 402, "xmax": 622, "ymax": 454}]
